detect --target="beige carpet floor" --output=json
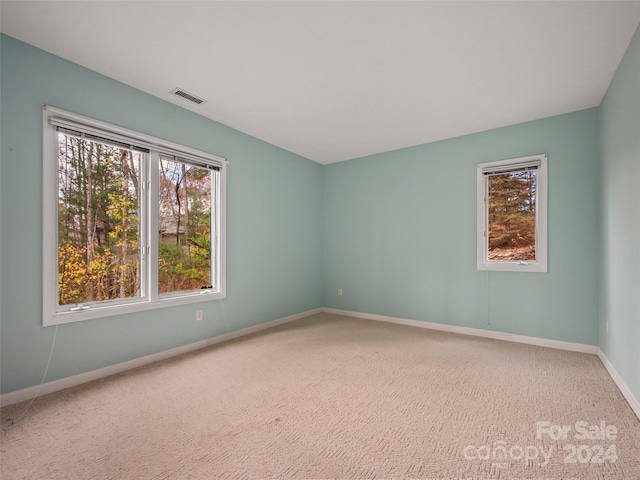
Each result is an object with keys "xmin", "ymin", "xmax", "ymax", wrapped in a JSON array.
[{"xmin": 1, "ymin": 313, "xmax": 639, "ymax": 479}]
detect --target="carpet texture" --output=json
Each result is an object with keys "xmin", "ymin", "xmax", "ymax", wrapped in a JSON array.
[{"xmin": 1, "ymin": 313, "xmax": 639, "ymax": 479}]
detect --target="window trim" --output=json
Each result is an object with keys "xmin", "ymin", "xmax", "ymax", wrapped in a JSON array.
[
  {"xmin": 43, "ymin": 105, "xmax": 227, "ymax": 326},
  {"xmin": 476, "ymin": 154, "xmax": 548, "ymax": 273}
]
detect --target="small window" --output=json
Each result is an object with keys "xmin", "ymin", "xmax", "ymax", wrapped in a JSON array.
[
  {"xmin": 477, "ymin": 154, "xmax": 547, "ymax": 272},
  {"xmin": 43, "ymin": 106, "xmax": 227, "ymax": 325}
]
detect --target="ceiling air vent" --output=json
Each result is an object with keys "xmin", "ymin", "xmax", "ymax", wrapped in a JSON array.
[{"xmin": 170, "ymin": 88, "xmax": 205, "ymax": 105}]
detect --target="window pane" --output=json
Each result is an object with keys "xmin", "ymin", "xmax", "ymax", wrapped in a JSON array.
[
  {"xmin": 158, "ymin": 158, "xmax": 212, "ymax": 294},
  {"xmin": 487, "ymin": 170, "xmax": 536, "ymax": 261},
  {"xmin": 58, "ymin": 134, "xmax": 142, "ymax": 305}
]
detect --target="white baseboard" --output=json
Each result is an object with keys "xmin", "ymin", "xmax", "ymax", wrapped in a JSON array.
[
  {"xmin": 597, "ymin": 349, "xmax": 640, "ymax": 421},
  {"xmin": 6, "ymin": 307, "xmax": 637, "ymax": 423},
  {"xmin": 322, "ymin": 308, "xmax": 599, "ymax": 354},
  {"xmin": 322, "ymin": 308, "xmax": 640, "ymax": 420},
  {"xmin": 0, "ymin": 308, "xmax": 322, "ymax": 407}
]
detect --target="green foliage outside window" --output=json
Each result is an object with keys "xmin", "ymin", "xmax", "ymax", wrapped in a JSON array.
[{"xmin": 57, "ymin": 135, "xmax": 213, "ymax": 306}]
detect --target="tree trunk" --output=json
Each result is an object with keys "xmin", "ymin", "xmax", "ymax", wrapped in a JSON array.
[
  {"xmin": 175, "ymin": 179, "xmax": 182, "ymax": 245},
  {"xmin": 182, "ymin": 163, "xmax": 189, "ymax": 256},
  {"xmin": 85, "ymin": 141, "xmax": 95, "ymax": 302},
  {"xmin": 119, "ymin": 150, "xmax": 129, "ymax": 298}
]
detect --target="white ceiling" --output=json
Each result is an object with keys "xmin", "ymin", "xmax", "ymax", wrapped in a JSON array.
[{"xmin": 2, "ymin": 1, "xmax": 639, "ymax": 164}]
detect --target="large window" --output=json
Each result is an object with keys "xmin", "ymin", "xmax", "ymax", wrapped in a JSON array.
[
  {"xmin": 43, "ymin": 106, "xmax": 226, "ymax": 326},
  {"xmin": 477, "ymin": 154, "xmax": 547, "ymax": 272}
]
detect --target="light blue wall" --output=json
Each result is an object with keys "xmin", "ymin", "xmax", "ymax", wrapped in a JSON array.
[
  {"xmin": 323, "ymin": 109, "xmax": 601, "ymax": 345},
  {"xmin": 3, "ymin": 29, "xmax": 636, "ymax": 401},
  {"xmin": 0, "ymin": 35, "xmax": 324, "ymax": 394},
  {"xmin": 599, "ymin": 25, "xmax": 640, "ymax": 402}
]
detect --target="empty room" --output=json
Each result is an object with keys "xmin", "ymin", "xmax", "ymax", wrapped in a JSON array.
[{"xmin": 1, "ymin": 1, "xmax": 639, "ymax": 479}]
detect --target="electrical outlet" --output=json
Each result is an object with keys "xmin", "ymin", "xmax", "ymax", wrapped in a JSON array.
[
  {"xmin": 338, "ymin": 288, "xmax": 343, "ymax": 296},
  {"xmin": 196, "ymin": 309, "xmax": 203, "ymax": 321}
]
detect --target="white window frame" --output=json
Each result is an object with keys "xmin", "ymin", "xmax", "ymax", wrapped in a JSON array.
[
  {"xmin": 477, "ymin": 154, "xmax": 547, "ymax": 273},
  {"xmin": 43, "ymin": 105, "xmax": 227, "ymax": 326}
]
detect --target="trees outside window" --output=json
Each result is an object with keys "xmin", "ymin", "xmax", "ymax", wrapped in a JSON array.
[
  {"xmin": 487, "ymin": 169, "xmax": 537, "ymax": 261},
  {"xmin": 57, "ymin": 136, "xmax": 143, "ymax": 306},
  {"xmin": 158, "ymin": 157, "xmax": 213, "ymax": 294},
  {"xmin": 477, "ymin": 154, "xmax": 547, "ymax": 273},
  {"xmin": 43, "ymin": 106, "xmax": 226, "ymax": 326}
]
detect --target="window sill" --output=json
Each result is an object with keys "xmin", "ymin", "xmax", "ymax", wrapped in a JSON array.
[
  {"xmin": 44, "ymin": 292, "xmax": 226, "ymax": 327},
  {"xmin": 477, "ymin": 261, "xmax": 547, "ymax": 273}
]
